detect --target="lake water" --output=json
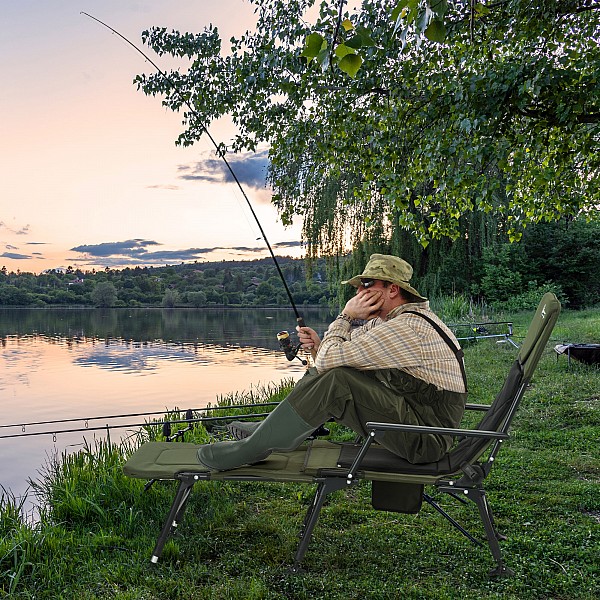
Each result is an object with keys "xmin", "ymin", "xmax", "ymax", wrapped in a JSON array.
[{"xmin": 0, "ymin": 307, "xmax": 334, "ymax": 508}]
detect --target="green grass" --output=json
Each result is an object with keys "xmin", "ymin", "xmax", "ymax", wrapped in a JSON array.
[{"xmin": 1, "ymin": 307, "xmax": 599, "ymax": 599}]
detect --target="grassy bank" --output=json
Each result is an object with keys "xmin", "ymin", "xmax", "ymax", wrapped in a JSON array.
[{"xmin": 1, "ymin": 307, "xmax": 599, "ymax": 599}]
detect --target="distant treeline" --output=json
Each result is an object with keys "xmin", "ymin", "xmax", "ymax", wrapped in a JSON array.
[
  {"xmin": 1, "ymin": 220, "xmax": 599, "ymax": 310},
  {"xmin": 0, "ymin": 257, "xmax": 332, "ymax": 309}
]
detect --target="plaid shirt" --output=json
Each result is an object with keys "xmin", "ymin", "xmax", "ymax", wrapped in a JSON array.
[{"xmin": 314, "ymin": 302, "xmax": 466, "ymax": 394}]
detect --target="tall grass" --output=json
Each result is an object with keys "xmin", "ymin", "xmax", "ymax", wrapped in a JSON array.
[
  {"xmin": 1, "ymin": 308, "xmax": 598, "ymax": 599},
  {"xmin": 0, "ymin": 489, "xmax": 30, "ymax": 597},
  {"xmin": 429, "ymin": 293, "xmax": 493, "ymax": 323},
  {"xmin": 141, "ymin": 379, "xmax": 296, "ymax": 443}
]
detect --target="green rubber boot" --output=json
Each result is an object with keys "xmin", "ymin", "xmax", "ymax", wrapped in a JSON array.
[
  {"xmin": 227, "ymin": 420, "xmax": 329, "ymax": 441},
  {"xmin": 197, "ymin": 401, "xmax": 314, "ymax": 471},
  {"xmin": 226, "ymin": 420, "xmax": 261, "ymax": 440}
]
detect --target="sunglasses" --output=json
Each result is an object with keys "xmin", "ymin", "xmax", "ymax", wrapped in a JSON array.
[{"xmin": 360, "ymin": 278, "xmax": 377, "ymax": 288}]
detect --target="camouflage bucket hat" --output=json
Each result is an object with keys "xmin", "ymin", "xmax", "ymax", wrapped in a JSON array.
[{"xmin": 342, "ymin": 254, "xmax": 427, "ymax": 301}]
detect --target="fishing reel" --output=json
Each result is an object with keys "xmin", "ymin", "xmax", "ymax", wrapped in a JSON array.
[{"xmin": 277, "ymin": 330, "xmax": 307, "ymax": 365}]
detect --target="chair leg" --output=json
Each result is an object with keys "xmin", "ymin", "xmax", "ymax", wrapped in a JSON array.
[
  {"xmin": 479, "ymin": 493, "xmax": 507, "ymax": 541},
  {"xmin": 466, "ymin": 488, "xmax": 514, "ymax": 578},
  {"xmin": 150, "ymin": 474, "xmax": 197, "ymax": 564},
  {"xmin": 423, "ymin": 493, "xmax": 482, "ymax": 547},
  {"xmin": 291, "ymin": 478, "xmax": 348, "ymax": 572}
]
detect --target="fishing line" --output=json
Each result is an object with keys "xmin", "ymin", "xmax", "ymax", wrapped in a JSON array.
[
  {"xmin": 81, "ymin": 12, "xmax": 306, "ymax": 328},
  {"xmin": 184, "ymin": 125, "xmax": 265, "ymax": 252}
]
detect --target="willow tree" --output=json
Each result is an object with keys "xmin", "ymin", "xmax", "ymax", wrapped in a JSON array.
[{"xmin": 136, "ymin": 0, "xmax": 600, "ymax": 261}]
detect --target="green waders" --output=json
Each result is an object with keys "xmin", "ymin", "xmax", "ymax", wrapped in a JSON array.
[
  {"xmin": 197, "ymin": 366, "xmax": 466, "ymax": 470},
  {"xmin": 287, "ymin": 366, "xmax": 466, "ymax": 464}
]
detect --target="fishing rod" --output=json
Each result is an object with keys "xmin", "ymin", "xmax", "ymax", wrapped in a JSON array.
[
  {"xmin": 0, "ymin": 402, "xmax": 279, "ymax": 441},
  {"xmin": 0, "ymin": 410, "xmax": 273, "ymax": 441},
  {"xmin": 0, "ymin": 401, "xmax": 279, "ymax": 432},
  {"xmin": 81, "ymin": 13, "xmax": 310, "ymax": 354}
]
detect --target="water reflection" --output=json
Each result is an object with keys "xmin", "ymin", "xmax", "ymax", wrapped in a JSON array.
[
  {"xmin": 71, "ymin": 340, "xmax": 282, "ymax": 373},
  {"xmin": 73, "ymin": 342, "xmax": 193, "ymax": 373},
  {"xmin": 0, "ymin": 307, "xmax": 334, "ymax": 505},
  {"xmin": 0, "ymin": 306, "xmax": 334, "ymax": 349}
]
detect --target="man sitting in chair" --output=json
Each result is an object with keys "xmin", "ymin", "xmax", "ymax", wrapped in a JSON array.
[{"xmin": 197, "ymin": 254, "xmax": 467, "ymax": 471}]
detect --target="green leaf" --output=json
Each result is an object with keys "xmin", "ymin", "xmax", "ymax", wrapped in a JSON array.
[
  {"xmin": 301, "ymin": 33, "xmax": 326, "ymax": 61},
  {"xmin": 316, "ymin": 47, "xmax": 331, "ymax": 71},
  {"xmin": 345, "ymin": 34, "xmax": 364, "ymax": 50},
  {"xmin": 355, "ymin": 26, "xmax": 376, "ymax": 47},
  {"xmin": 475, "ymin": 2, "xmax": 491, "ymax": 16},
  {"xmin": 428, "ymin": 0, "xmax": 448, "ymax": 18},
  {"xmin": 341, "ymin": 19, "xmax": 354, "ymax": 32},
  {"xmin": 335, "ymin": 43, "xmax": 355, "ymax": 59},
  {"xmin": 424, "ymin": 19, "xmax": 446, "ymax": 43},
  {"xmin": 339, "ymin": 53, "xmax": 363, "ymax": 78},
  {"xmin": 406, "ymin": 1, "xmax": 420, "ymax": 26}
]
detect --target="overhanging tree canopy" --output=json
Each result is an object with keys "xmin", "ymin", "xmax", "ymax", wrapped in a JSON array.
[{"xmin": 136, "ymin": 0, "xmax": 600, "ymax": 256}]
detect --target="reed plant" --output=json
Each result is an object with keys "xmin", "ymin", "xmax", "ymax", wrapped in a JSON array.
[
  {"xmin": 429, "ymin": 293, "xmax": 495, "ymax": 324},
  {"xmin": 0, "ymin": 307, "xmax": 598, "ymax": 599}
]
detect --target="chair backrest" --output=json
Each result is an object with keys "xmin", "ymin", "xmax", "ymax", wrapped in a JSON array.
[
  {"xmin": 448, "ymin": 293, "xmax": 561, "ymax": 470},
  {"xmin": 517, "ymin": 293, "xmax": 562, "ymax": 381}
]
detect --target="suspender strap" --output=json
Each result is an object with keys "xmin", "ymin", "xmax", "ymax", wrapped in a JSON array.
[{"xmin": 403, "ymin": 310, "xmax": 468, "ymax": 392}]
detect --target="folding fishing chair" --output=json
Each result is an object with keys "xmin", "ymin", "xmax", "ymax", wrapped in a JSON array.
[{"xmin": 123, "ymin": 293, "xmax": 561, "ymax": 577}]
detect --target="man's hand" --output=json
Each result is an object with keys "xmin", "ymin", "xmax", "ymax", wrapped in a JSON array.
[
  {"xmin": 343, "ymin": 288, "xmax": 385, "ymax": 320},
  {"xmin": 296, "ymin": 325, "xmax": 321, "ymax": 353}
]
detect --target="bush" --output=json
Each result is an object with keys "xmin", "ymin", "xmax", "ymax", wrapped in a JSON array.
[
  {"xmin": 479, "ymin": 244, "xmax": 524, "ymax": 303},
  {"xmin": 493, "ymin": 281, "xmax": 568, "ymax": 312},
  {"xmin": 187, "ymin": 291, "xmax": 207, "ymax": 307},
  {"xmin": 91, "ymin": 282, "xmax": 117, "ymax": 307},
  {"xmin": 161, "ymin": 289, "xmax": 180, "ymax": 308}
]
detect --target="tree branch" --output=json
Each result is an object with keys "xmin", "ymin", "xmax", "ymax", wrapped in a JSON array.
[
  {"xmin": 518, "ymin": 105, "xmax": 600, "ymax": 125},
  {"xmin": 568, "ymin": 2, "xmax": 600, "ymax": 15},
  {"xmin": 329, "ymin": 0, "xmax": 347, "ymax": 71}
]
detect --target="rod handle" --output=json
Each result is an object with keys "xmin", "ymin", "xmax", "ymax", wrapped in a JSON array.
[{"xmin": 296, "ymin": 317, "xmax": 317, "ymax": 362}]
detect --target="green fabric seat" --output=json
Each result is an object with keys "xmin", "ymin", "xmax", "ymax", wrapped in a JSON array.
[
  {"xmin": 123, "ymin": 440, "xmax": 340, "ymax": 483},
  {"xmin": 123, "ymin": 293, "xmax": 561, "ymax": 577}
]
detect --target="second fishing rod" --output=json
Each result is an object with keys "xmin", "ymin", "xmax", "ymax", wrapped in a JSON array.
[{"xmin": 81, "ymin": 12, "xmax": 313, "ymax": 365}]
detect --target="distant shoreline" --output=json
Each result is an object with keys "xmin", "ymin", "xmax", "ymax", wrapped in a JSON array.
[{"xmin": 0, "ymin": 304, "xmax": 331, "ymax": 311}]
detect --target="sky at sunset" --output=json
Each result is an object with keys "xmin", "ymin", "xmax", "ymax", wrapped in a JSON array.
[{"xmin": 1, "ymin": 1, "xmax": 305, "ymax": 274}]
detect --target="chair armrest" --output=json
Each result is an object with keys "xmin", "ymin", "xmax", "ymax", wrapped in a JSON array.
[
  {"xmin": 465, "ymin": 403, "xmax": 491, "ymax": 411},
  {"xmin": 365, "ymin": 421, "xmax": 508, "ymax": 440}
]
